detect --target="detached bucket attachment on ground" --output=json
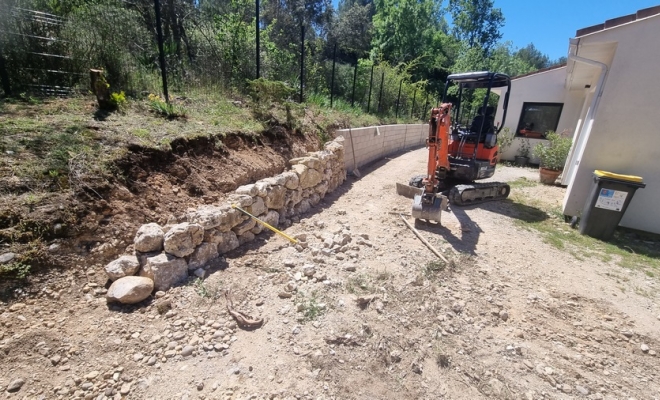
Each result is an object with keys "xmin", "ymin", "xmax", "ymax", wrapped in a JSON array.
[
  {"xmin": 412, "ymin": 194, "xmax": 448, "ymax": 223},
  {"xmin": 396, "ymin": 182, "xmax": 423, "ymax": 199}
]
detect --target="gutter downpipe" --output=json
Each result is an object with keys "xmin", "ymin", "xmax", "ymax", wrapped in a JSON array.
[{"xmin": 562, "ymin": 42, "xmax": 609, "ymax": 198}]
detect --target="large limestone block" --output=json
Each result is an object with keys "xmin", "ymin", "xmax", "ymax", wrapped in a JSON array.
[
  {"xmin": 280, "ymin": 171, "xmax": 300, "ymax": 190},
  {"xmin": 140, "ymin": 253, "xmax": 188, "ymax": 291},
  {"xmin": 186, "ymin": 205, "xmax": 236, "ymax": 230},
  {"xmin": 309, "ymin": 193, "xmax": 321, "ymax": 206},
  {"xmin": 134, "ymin": 223, "xmax": 164, "ymax": 253},
  {"xmin": 235, "ymin": 184, "xmax": 258, "ymax": 197},
  {"xmin": 295, "ymin": 199, "xmax": 311, "ymax": 215},
  {"xmin": 314, "ymin": 181, "xmax": 329, "ymax": 198},
  {"xmin": 163, "ymin": 223, "xmax": 204, "ymax": 257},
  {"xmin": 251, "ymin": 217, "xmax": 265, "ymax": 235},
  {"xmin": 265, "ymin": 185, "xmax": 287, "ymax": 209},
  {"xmin": 187, "ymin": 242, "xmax": 219, "ymax": 270},
  {"xmin": 285, "ymin": 189, "xmax": 303, "ymax": 207},
  {"xmin": 232, "ymin": 218, "xmax": 256, "ymax": 235},
  {"xmin": 204, "ymin": 229, "xmax": 240, "ymax": 254},
  {"xmin": 238, "ymin": 231, "xmax": 255, "ymax": 245},
  {"xmin": 261, "ymin": 175, "xmax": 288, "ymax": 186},
  {"xmin": 216, "ymin": 208, "xmax": 242, "ymax": 232},
  {"xmin": 227, "ymin": 194, "xmax": 254, "ymax": 207},
  {"xmin": 325, "ymin": 138, "xmax": 345, "ymax": 157},
  {"xmin": 218, "ymin": 231, "xmax": 239, "ymax": 254},
  {"xmin": 106, "ymin": 276, "xmax": 154, "ymax": 304},
  {"xmin": 254, "ymin": 181, "xmax": 270, "ymax": 197},
  {"xmin": 291, "ymin": 164, "xmax": 322, "ymax": 189},
  {"xmin": 247, "ymin": 196, "xmax": 267, "ymax": 216},
  {"xmin": 290, "ymin": 156, "xmax": 322, "ymax": 171},
  {"xmin": 262, "ymin": 210, "xmax": 280, "ymax": 228},
  {"xmin": 105, "ymin": 255, "xmax": 140, "ymax": 281}
]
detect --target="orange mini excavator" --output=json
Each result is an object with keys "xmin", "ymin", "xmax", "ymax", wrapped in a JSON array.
[{"xmin": 409, "ymin": 71, "xmax": 512, "ymax": 222}]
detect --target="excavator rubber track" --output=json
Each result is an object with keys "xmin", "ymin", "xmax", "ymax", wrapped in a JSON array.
[{"xmin": 449, "ymin": 182, "xmax": 511, "ymax": 206}]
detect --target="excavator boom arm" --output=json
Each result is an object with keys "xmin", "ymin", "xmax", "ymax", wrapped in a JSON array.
[{"xmin": 424, "ymin": 103, "xmax": 452, "ymax": 194}]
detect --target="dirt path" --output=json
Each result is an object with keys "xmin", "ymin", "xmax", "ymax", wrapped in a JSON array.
[{"xmin": 1, "ymin": 148, "xmax": 659, "ymax": 400}]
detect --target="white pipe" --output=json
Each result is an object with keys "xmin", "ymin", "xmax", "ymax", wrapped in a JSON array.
[{"xmin": 563, "ymin": 53, "xmax": 608, "ymax": 208}]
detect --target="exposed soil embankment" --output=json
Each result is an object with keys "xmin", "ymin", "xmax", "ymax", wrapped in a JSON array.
[{"xmin": 0, "ymin": 127, "xmax": 320, "ymax": 288}]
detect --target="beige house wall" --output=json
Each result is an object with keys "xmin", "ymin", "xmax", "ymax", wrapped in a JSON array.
[
  {"xmin": 562, "ymin": 13, "xmax": 660, "ymax": 234},
  {"xmin": 494, "ymin": 67, "xmax": 586, "ymax": 163}
]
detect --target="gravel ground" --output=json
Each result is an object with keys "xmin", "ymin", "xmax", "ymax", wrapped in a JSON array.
[{"xmin": 1, "ymin": 148, "xmax": 658, "ymax": 400}]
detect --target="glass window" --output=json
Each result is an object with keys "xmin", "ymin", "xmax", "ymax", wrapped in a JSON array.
[{"xmin": 516, "ymin": 102, "xmax": 563, "ymax": 138}]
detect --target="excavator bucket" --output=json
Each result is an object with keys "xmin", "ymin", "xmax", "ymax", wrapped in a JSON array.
[
  {"xmin": 396, "ymin": 182, "xmax": 423, "ymax": 199},
  {"xmin": 411, "ymin": 194, "xmax": 448, "ymax": 223}
]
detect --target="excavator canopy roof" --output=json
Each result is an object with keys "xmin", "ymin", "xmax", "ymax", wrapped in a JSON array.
[{"xmin": 446, "ymin": 71, "xmax": 510, "ymax": 89}]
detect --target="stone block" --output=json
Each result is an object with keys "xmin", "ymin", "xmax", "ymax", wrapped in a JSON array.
[
  {"xmin": 134, "ymin": 223, "xmax": 164, "ymax": 253},
  {"xmin": 140, "ymin": 253, "xmax": 188, "ymax": 291},
  {"xmin": 163, "ymin": 223, "xmax": 204, "ymax": 258},
  {"xmin": 187, "ymin": 242, "xmax": 219, "ymax": 270},
  {"xmin": 106, "ymin": 276, "xmax": 154, "ymax": 304},
  {"xmin": 105, "ymin": 255, "xmax": 140, "ymax": 281}
]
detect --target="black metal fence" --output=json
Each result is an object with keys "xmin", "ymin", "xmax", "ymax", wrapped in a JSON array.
[{"xmin": 0, "ymin": 0, "xmax": 435, "ymax": 119}]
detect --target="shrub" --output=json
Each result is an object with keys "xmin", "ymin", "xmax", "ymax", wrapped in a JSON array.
[
  {"xmin": 147, "ymin": 94, "xmax": 187, "ymax": 119},
  {"xmin": 247, "ymin": 78, "xmax": 295, "ymax": 104},
  {"xmin": 109, "ymin": 91, "xmax": 127, "ymax": 111},
  {"xmin": 533, "ymin": 131, "xmax": 572, "ymax": 170}
]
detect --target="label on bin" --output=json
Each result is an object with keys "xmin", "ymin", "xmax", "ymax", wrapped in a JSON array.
[{"xmin": 595, "ymin": 189, "xmax": 628, "ymax": 211}]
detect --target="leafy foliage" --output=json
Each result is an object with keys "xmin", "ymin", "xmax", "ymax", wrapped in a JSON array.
[
  {"xmin": 448, "ymin": 0, "xmax": 505, "ymax": 53},
  {"xmin": 0, "ymin": 0, "xmax": 559, "ymax": 121},
  {"xmin": 533, "ymin": 131, "xmax": 572, "ymax": 170}
]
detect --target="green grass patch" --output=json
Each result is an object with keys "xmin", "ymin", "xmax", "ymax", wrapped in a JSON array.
[
  {"xmin": 508, "ymin": 177, "xmax": 538, "ymax": 188},
  {"xmin": 296, "ymin": 291, "xmax": 325, "ymax": 322},
  {"xmin": 510, "ymin": 192, "xmax": 660, "ymax": 276},
  {"xmin": 345, "ymin": 273, "xmax": 372, "ymax": 294}
]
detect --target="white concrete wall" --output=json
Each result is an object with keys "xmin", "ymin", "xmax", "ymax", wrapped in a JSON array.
[
  {"xmin": 494, "ymin": 67, "xmax": 585, "ymax": 163},
  {"xmin": 338, "ymin": 124, "xmax": 428, "ymax": 172},
  {"xmin": 562, "ymin": 13, "xmax": 660, "ymax": 234}
]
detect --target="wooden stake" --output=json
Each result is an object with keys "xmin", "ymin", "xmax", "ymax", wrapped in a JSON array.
[{"xmin": 400, "ymin": 214, "xmax": 448, "ymax": 262}]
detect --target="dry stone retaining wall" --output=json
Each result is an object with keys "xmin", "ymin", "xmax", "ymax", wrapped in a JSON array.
[
  {"xmin": 338, "ymin": 124, "xmax": 429, "ymax": 172},
  {"xmin": 104, "ymin": 137, "xmax": 347, "ymax": 304}
]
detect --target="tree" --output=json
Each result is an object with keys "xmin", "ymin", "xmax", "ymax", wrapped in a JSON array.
[
  {"xmin": 262, "ymin": 0, "xmax": 333, "ymax": 49},
  {"xmin": 448, "ymin": 0, "xmax": 504, "ymax": 53},
  {"xmin": 371, "ymin": 0, "xmax": 443, "ymax": 64},
  {"xmin": 515, "ymin": 43, "xmax": 550, "ymax": 70},
  {"xmin": 328, "ymin": 0, "xmax": 374, "ymax": 62}
]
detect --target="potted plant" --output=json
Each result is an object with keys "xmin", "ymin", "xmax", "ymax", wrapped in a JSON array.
[
  {"xmin": 514, "ymin": 137, "xmax": 530, "ymax": 167},
  {"xmin": 496, "ymin": 127, "xmax": 514, "ymax": 163},
  {"xmin": 533, "ymin": 131, "xmax": 572, "ymax": 184}
]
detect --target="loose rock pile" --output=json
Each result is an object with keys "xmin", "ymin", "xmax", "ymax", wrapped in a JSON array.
[{"xmin": 104, "ymin": 138, "xmax": 346, "ymax": 304}]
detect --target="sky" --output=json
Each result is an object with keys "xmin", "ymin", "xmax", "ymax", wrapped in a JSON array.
[
  {"xmin": 494, "ymin": 0, "xmax": 660, "ymax": 61},
  {"xmin": 331, "ymin": 0, "xmax": 660, "ymax": 61}
]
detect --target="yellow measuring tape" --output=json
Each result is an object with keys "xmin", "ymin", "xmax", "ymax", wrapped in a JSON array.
[{"xmin": 231, "ymin": 204, "xmax": 299, "ymax": 244}]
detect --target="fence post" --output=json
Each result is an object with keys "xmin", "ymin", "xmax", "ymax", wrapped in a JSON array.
[
  {"xmin": 299, "ymin": 23, "xmax": 305, "ymax": 103},
  {"xmin": 0, "ymin": 43, "xmax": 10, "ymax": 97},
  {"xmin": 330, "ymin": 43, "xmax": 337, "ymax": 108},
  {"xmin": 410, "ymin": 89, "xmax": 416, "ymax": 119},
  {"xmin": 255, "ymin": 0, "xmax": 260, "ymax": 79},
  {"xmin": 395, "ymin": 79, "xmax": 402, "ymax": 119},
  {"xmin": 422, "ymin": 92, "xmax": 429, "ymax": 120},
  {"xmin": 153, "ymin": 0, "xmax": 169, "ymax": 103},
  {"xmin": 377, "ymin": 71, "xmax": 384, "ymax": 114},
  {"xmin": 351, "ymin": 63, "xmax": 358, "ymax": 107},
  {"xmin": 367, "ymin": 63, "xmax": 374, "ymax": 113}
]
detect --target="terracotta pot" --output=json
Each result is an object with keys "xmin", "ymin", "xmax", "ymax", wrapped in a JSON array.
[{"xmin": 539, "ymin": 167, "xmax": 561, "ymax": 185}]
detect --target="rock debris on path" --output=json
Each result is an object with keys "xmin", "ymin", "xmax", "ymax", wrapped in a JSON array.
[{"xmin": 0, "ymin": 149, "xmax": 658, "ymax": 399}]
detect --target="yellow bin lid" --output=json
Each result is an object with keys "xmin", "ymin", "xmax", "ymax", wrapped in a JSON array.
[{"xmin": 594, "ymin": 170, "xmax": 643, "ymax": 183}]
